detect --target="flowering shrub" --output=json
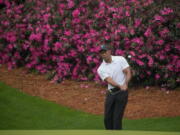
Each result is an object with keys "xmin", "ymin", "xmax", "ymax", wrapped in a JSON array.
[{"xmin": 0, "ymin": 0, "xmax": 179, "ymax": 89}]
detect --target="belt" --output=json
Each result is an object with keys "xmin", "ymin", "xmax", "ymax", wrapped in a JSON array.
[{"xmin": 108, "ymin": 87, "xmax": 120, "ymax": 95}]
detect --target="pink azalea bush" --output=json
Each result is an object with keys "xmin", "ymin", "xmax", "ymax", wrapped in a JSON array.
[{"xmin": 0, "ymin": 0, "xmax": 179, "ymax": 89}]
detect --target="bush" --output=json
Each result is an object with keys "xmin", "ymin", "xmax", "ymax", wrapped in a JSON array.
[{"xmin": 0, "ymin": 0, "xmax": 179, "ymax": 89}]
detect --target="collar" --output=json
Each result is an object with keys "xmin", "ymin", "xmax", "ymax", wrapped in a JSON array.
[{"xmin": 103, "ymin": 56, "xmax": 116, "ymax": 65}]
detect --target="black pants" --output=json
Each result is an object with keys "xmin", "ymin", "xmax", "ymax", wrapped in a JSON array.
[{"xmin": 104, "ymin": 90, "xmax": 128, "ymax": 130}]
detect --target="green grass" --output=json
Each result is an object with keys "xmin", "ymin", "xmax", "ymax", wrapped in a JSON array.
[
  {"xmin": 0, "ymin": 81, "xmax": 180, "ymax": 132},
  {"xmin": 0, "ymin": 82, "xmax": 103, "ymax": 129},
  {"xmin": 0, "ymin": 130, "xmax": 180, "ymax": 135}
]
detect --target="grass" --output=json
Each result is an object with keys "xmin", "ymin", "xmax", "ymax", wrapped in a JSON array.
[
  {"xmin": 0, "ymin": 82, "xmax": 103, "ymax": 129},
  {"xmin": 0, "ymin": 130, "xmax": 180, "ymax": 135},
  {"xmin": 0, "ymin": 81, "xmax": 180, "ymax": 132}
]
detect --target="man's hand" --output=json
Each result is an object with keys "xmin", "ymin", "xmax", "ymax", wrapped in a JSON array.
[
  {"xmin": 119, "ymin": 83, "xmax": 128, "ymax": 91},
  {"xmin": 122, "ymin": 67, "xmax": 131, "ymax": 91},
  {"xmin": 105, "ymin": 77, "xmax": 128, "ymax": 91}
]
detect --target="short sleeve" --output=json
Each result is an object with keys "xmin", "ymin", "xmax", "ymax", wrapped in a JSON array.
[
  {"xmin": 97, "ymin": 68, "xmax": 110, "ymax": 81},
  {"xmin": 120, "ymin": 57, "xmax": 130, "ymax": 70}
]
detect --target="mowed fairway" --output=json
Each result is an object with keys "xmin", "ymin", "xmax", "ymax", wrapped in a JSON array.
[
  {"xmin": 0, "ymin": 130, "xmax": 180, "ymax": 135},
  {"xmin": 0, "ymin": 81, "xmax": 180, "ymax": 135}
]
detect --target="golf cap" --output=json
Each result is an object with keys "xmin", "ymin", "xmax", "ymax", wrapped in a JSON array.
[{"xmin": 99, "ymin": 44, "xmax": 110, "ymax": 52}]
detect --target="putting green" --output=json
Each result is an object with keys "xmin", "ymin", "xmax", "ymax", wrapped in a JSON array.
[{"xmin": 0, "ymin": 130, "xmax": 180, "ymax": 135}]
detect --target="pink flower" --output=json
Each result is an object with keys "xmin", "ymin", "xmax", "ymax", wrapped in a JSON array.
[
  {"xmin": 90, "ymin": 46, "xmax": 101, "ymax": 53},
  {"xmin": 129, "ymin": 51, "xmax": 136, "ymax": 56},
  {"xmin": 160, "ymin": 7, "xmax": 173, "ymax": 15},
  {"xmin": 86, "ymin": 39, "xmax": 92, "ymax": 44},
  {"xmin": 72, "ymin": 18, "xmax": 81, "ymax": 24},
  {"xmin": 165, "ymin": 45, "xmax": 170, "ymax": 52},
  {"xmin": 134, "ymin": 18, "xmax": 142, "ymax": 28},
  {"xmin": 155, "ymin": 74, "xmax": 160, "ymax": 80},
  {"xmin": 43, "ymin": 13, "xmax": 51, "ymax": 22},
  {"xmin": 44, "ymin": 39, "xmax": 49, "ymax": 46},
  {"xmin": 58, "ymin": 4, "xmax": 65, "ymax": 15},
  {"xmin": 93, "ymin": 58, "xmax": 99, "ymax": 64},
  {"xmin": 161, "ymin": 87, "xmax": 166, "ymax": 91},
  {"xmin": 125, "ymin": 11, "xmax": 130, "ymax": 17},
  {"xmin": 53, "ymin": 42, "xmax": 62, "ymax": 51},
  {"xmin": 154, "ymin": 15, "xmax": 164, "ymax": 22},
  {"xmin": 36, "ymin": 64, "xmax": 47, "ymax": 73},
  {"xmin": 72, "ymin": 64, "xmax": 79, "ymax": 78},
  {"xmin": 7, "ymin": 62, "xmax": 13, "ymax": 70},
  {"xmin": 58, "ymin": 56, "xmax": 65, "ymax": 62},
  {"xmin": 155, "ymin": 40, "xmax": 164, "ymax": 45},
  {"xmin": 67, "ymin": 0, "xmax": 75, "ymax": 9},
  {"xmin": 176, "ymin": 78, "xmax": 180, "ymax": 83},
  {"xmin": 51, "ymin": 55, "xmax": 57, "ymax": 61},
  {"xmin": 159, "ymin": 28, "xmax": 169, "ymax": 37},
  {"xmin": 64, "ymin": 30, "xmax": 72, "ymax": 36},
  {"xmin": 145, "ymin": 86, "xmax": 150, "ymax": 90},
  {"xmin": 148, "ymin": 56, "xmax": 154, "ymax": 67},
  {"xmin": 129, "ymin": 28, "xmax": 135, "ymax": 35},
  {"xmin": 1, "ymin": 21, "xmax": 9, "ymax": 26},
  {"xmin": 166, "ymin": 91, "xmax": 170, "ymax": 94},
  {"xmin": 159, "ymin": 54, "xmax": 165, "ymax": 60},
  {"xmin": 80, "ymin": 77, "xmax": 88, "ymax": 81},
  {"xmin": 14, "ymin": 52, "xmax": 21, "ymax": 59},
  {"xmin": 105, "ymin": 35, "xmax": 110, "ymax": 40},
  {"xmin": 167, "ymin": 65, "xmax": 173, "ymax": 71},
  {"xmin": 138, "ymin": 54, "xmax": 146, "ymax": 59},
  {"xmin": 177, "ymin": 60, "xmax": 180, "ymax": 68},
  {"xmin": 87, "ymin": 56, "xmax": 92, "ymax": 64},
  {"xmin": 43, "ymin": 44, "xmax": 50, "ymax": 52},
  {"xmin": 29, "ymin": 33, "xmax": 42, "ymax": 42},
  {"xmin": 109, "ymin": 7, "xmax": 118, "ymax": 12},
  {"xmin": 51, "ymin": 75, "xmax": 59, "ymax": 83},
  {"xmin": 115, "ymin": 49, "xmax": 124, "ymax": 56},
  {"xmin": 100, "ymin": 90, "xmax": 106, "ymax": 95},
  {"xmin": 146, "ymin": 71, "xmax": 151, "ymax": 75},
  {"xmin": 143, "ymin": 0, "xmax": 153, "ymax": 6},
  {"xmin": 58, "ymin": 9, "xmax": 64, "ymax": 15},
  {"xmin": 131, "ymin": 37, "xmax": 144, "ymax": 45},
  {"xmin": 84, "ymin": 85, "xmax": 89, "ymax": 88},
  {"xmin": 7, "ymin": 44, "xmax": 15, "ymax": 50},
  {"xmin": 44, "ymin": 24, "xmax": 53, "ymax": 35},
  {"xmin": 69, "ymin": 50, "xmax": 77, "ymax": 57},
  {"xmin": 177, "ymin": 23, "xmax": 180, "ymax": 28},
  {"xmin": 72, "ymin": 9, "xmax": 80, "ymax": 18},
  {"xmin": 77, "ymin": 45, "xmax": 85, "ymax": 52},
  {"xmin": 72, "ymin": 34, "xmax": 81, "ymax": 40},
  {"xmin": 136, "ymin": 59, "xmax": 144, "ymax": 66},
  {"xmin": 5, "ymin": 32, "xmax": 16, "ymax": 43},
  {"xmin": 99, "ymin": 1, "xmax": 105, "ymax": 8},
  {"xmin": 23, "ymin": 43, "xmax": 29, "ymax": 50},
  {"xmin": 119, "ymin": 24, "xmax": 127, "ymax": 31},
  {"xmin": 144, "ymin": 27, "xmax": 152, "ymax": 37}
]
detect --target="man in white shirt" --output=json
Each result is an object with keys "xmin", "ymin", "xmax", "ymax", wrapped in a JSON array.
[{"xmin": 97, "ymin": 44, "xmax": 132, "ymax": 130}]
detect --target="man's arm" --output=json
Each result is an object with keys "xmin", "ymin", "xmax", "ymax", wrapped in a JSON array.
[
  {"xmin": 103, "ymin": 66, "xmax": 131, "ymax": 91},
  {"xmin": 104, "ymin": 77, "xmax": 121, "ymax": 89},
  {"xmin": 123, "ymin": 67, "xmax": 131, "ymax": 85},
  {"xmin": 122, "ymin": 67, "xmax": 132, "ymax": 90},
  {"xmin": 104, "ymin": 67, "xmax": 132, "ymax": 90}
]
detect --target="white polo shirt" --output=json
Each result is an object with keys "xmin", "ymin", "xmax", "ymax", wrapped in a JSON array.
[{"xmin": 97, "ymin": 56, "xmax": 130, "ymax": 90}]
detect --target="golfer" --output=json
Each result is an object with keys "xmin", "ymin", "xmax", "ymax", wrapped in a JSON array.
[{"xmin": 97, "ymin": 44, "xmax": 132, "ymax": 130}]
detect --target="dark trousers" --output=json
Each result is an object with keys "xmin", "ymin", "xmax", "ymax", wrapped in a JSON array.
[{"xmin": 104, "ymin": 90, "xmax": 128, "ymax": 130}]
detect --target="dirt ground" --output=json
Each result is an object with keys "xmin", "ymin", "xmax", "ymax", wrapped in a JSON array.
[{"xmin": 0, "ymin": 65, "xmax": 180, "ymax": 119}]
